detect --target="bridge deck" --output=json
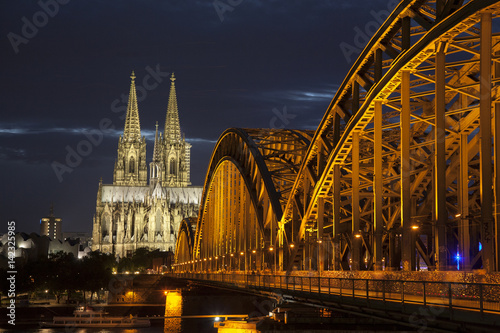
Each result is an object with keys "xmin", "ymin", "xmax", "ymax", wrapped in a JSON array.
[{"xmin": 169, "ymin": 272, "xmax": 500, "ymax": 332}]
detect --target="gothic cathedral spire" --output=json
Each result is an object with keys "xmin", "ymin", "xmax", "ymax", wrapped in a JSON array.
[
  {"xmin": 113, "ymin": 71, "xmax": 148, "ymax": 186},
  {"xmin": 149, "ymin": 122, "xmax": 163, "ymax": 187},
  {"xmin": 161, "ymin": 73, "xmax": 191, "ymax": 187},
  {"xmin": 164, "ymin": 73, "xmax": 181, "ymax": 143},
  {"xmin": 123, "ymin": 71, "xmax": 141, "ymax": 141}
]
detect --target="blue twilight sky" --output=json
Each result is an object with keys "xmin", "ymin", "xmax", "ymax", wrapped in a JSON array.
[{"xmin": 0, "ymin": 0, "xmax": 396, "ymax": 233}]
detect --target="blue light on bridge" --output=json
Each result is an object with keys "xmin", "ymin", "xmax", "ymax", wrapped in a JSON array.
[
  {"xmin": 455, "ymin": 252, "xmax": 460, "ymax": 270},
  {"xmin": 479, "ymin": 242, "xmax": 482, "ymax": 251}
]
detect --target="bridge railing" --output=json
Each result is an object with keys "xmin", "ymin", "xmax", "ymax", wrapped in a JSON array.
[{"xmin": 168, "ymin": 272, "xmax": 500, "ymax": 315}]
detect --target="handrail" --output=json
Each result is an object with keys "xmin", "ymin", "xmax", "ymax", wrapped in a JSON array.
[{"xmin": 167, "ymin": 272, "xmax": 500, "ymax": 316}]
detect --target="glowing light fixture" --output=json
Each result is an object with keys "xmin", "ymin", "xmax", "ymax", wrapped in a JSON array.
[
  {"xmin": 411, "ymin": 225, "xmax": 419, "ymax": 230},
  {"xmin": 269, "ymin": 246, "xmax": 274, "ymax": 251},
  {"xmin": 252, "ymin": 250, "xmax": 256, "ymax": 254},
  {"xmin": 240, "ymin": 252, "xmax": 244, "ymax": 256}
]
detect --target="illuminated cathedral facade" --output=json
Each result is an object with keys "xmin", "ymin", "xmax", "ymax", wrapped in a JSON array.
[{"xmin": 92, "ymin": 72, "xmax": 202, "ymax": 258}]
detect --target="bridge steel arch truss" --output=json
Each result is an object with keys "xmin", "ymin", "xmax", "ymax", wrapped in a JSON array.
[
  {"xmin": 283, "ymin": 0, "xmax": 500, "ymax": 273},
  {"xmin": 175, "ymin": 217, "xmax": 197, "ymax": 265},
  {"xmin": 176, "ymin": 129, "xmax": 312, "ymax": 272},
  {"xmin": 175, "ymin": 0, "xmax": 500, "ymax": 275}
]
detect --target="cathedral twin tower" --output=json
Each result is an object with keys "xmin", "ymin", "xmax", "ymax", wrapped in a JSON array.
[
  {"xmin": 114, "ymin": 71, "xmax": 190, "ymax": 188},
  {"xmin": 92, "ymin": 72, "xmax": 202, "ymax": 258}
]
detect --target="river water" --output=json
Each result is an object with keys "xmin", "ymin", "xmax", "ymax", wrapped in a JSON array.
[{"xmin": 0, "ymin": 280, "xmax": 275, "ymax": 333}]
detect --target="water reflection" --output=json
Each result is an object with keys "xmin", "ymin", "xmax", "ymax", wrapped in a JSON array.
[{"xmin": 164, "ymin": 290, "xmax": 182, "ymax": 333}]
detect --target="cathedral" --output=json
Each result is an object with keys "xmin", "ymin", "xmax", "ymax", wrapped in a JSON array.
[{"xmin": 91, "ymin": 72, "xmax": 202, "ymax": 258}]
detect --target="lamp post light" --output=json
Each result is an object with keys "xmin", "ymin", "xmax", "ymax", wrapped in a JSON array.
[
  {"xmin": 268, "ymin": 244, "xmax": 275, "ymax": 274},
  {"xmin": 239, "ymin": 251, "xmax": 244, "ymax": 272},
  {"xmin": 251, "ymin": 249, "xmax": 256, "ymax": 271}
]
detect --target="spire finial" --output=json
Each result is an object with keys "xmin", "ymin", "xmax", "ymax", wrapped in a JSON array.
[
  {"xmin": 152, "ymin": 121, "xmax": 161, "ymax": 163},
  {"xmin": 123, "ymin": 71, "xmax": 141, "ymax": 141},
  {"xmin": 164, "ymin": 73, "xmax": 181, "ymax": 142}
]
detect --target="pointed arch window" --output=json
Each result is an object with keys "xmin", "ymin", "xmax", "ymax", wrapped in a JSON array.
[
  {"xmin": 170, "ymin": 158, "xmax": 176, "ymax": 175},
  {"xmin": 129, "ymin": 156, "xmax": 135, "ymax": 174},
  {"xmin": 155, "ymin": 210, "xmax": 162, "ymax": 233}
]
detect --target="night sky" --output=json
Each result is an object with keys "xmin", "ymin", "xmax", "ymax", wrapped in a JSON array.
[{"xmin": 1, "ymin": 0, "xmax": 396, "ymax": 234}]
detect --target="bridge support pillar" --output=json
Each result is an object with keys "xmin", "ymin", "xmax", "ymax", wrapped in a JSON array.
[
  {"xmin": 401, "ymin": 69, "xmax": 415, "ymax": 271},
  {"xmin": 317, "ymin": 197, "xmax": 324, "ymax": 274},
  {"xmin": 374, "ymin": 100, "xmax": 384, "ymax": 270},
  {"xmin": 351, "ymin": 132, "xmax": 361, "ymax": 270},
  {"xmin": 480, "ymin": 11, "xmax": 495, "ymax": 272},
  {"xmin": 435, "ymin": 43, "xmax": 448, "ymax": 271},
  {"xmin": 460, "ymin": 128, "xmax": 471, "ymax": 271},
  {"xmin": 495, "ymin": 50, "xmax": 500, "ymax": 273},
  {"xmin": 333, "ymin": 164, "xmax": 341, "ymax": 271},
  {"xmin": 278, "ymin": 226, "xmax": 284, "ymax": 271}
]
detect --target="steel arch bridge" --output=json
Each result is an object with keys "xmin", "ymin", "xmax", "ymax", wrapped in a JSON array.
[{"xmin": 176, "ymin": 0, "xmax": 500, "ymax": 274}]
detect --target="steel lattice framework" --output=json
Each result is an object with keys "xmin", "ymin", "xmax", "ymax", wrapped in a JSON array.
[
  {"xmin": 186, "ymin": 129, "xmax": 312, "ymax": 271},
  {"xmin": 176, "ymin": 0, "xmax": 500, "ymax": 274}
]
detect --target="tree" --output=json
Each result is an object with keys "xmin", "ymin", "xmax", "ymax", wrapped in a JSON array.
[{"xmin": 79, "ymin": 251, "xmax": 115, "ymax": 304}]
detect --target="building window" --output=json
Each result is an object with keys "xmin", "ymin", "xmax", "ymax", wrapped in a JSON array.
[
  {"xmin": 170, "ymin": 158, "xmax": 175, "ymax": 175},
  {"xmin": 129, "ymin": 156, "xmax": 135, "ymax": 174}
]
